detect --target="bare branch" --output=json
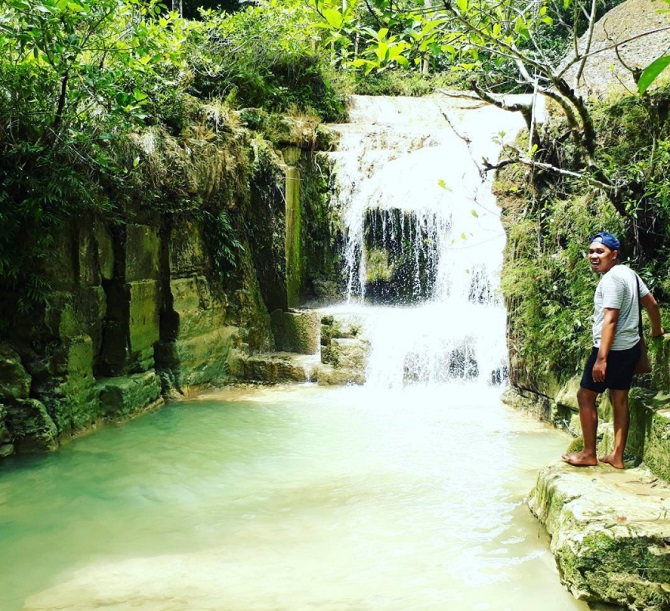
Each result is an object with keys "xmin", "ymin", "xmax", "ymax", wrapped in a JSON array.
[
  {"xmin": 482, "ymin": 151, "xmax": 617, "ymax": 194},
  {"xmin": 574, "ymin": 0, "xmax": 598, "ymax": 87},
  {"xmin": 469, "ymin": 82, "xmax": 533, "ymax": 130}
]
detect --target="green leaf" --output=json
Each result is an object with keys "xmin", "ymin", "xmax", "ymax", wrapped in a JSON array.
[
  {"xmin": 471, "ymin": 209, "xmax": 479, "ymax": 218},
  {"xmin": 638, "ymin": 55, "xmax": 670, "ymax": 95},
  {"xmin": 456, "ymin": 0, "xmax": 468, "ymax": 12},
  {"xmin": 321, "ymin": 7, "xmax": 344, "ymax": 29}
]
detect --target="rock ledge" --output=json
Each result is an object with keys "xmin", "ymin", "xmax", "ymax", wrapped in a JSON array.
[{"xmin": 528, "ymin": 461, "xmax": 670, "ymax": 610}]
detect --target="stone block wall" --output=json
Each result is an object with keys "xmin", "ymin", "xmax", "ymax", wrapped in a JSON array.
[
  {"xmin": 0, "ymin": 214, "xmax": 269, "ymax": 457},
  {"xmin": 0, "ymin": 127, "xmax": 345, "ymax": 460}
]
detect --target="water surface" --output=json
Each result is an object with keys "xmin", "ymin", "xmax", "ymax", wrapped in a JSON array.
[{"xmin": 0, "ymin": 384, "xmax": 586, "ymax": 610}]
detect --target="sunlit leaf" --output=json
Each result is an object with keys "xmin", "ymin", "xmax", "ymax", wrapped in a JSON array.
[{"xmin": 638, "ymin": 55, "xmax": 670, "ymax": 95}]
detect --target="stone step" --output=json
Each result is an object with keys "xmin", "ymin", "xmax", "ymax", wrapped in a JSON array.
[
  {"xmin": 229, "ymin": 351, "xmax": 320, "ymax": 384},
  {"xmin": 528, "ymin": 461, "xmax": 670, "ymax": 610}
]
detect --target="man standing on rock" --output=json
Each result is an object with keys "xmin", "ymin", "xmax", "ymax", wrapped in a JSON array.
[{"xmin": 562, "ymin": 232, "xmax": 664, "ymax": 469}]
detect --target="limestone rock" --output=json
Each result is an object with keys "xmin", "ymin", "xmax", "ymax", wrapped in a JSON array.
[
  {"xmin": 98, "ymin": 371, "xmax": 163, "ymax": 419},
  {"xmin": 528, "ymin": 461, "xmax": 670, "ymax": 610},
  {"xmin": 329, "ymin": 337, "xmax": 369, "ymax": 371},
  {"xmin": 318, "ymin": 312, "xmax": 369, "ymax": 385},
  {"xmin": 644, "ymin": 408, "xmax": 670, "ymax": 482},
  {"xmin": 50, "ymin": 335, "xmax": 101, "ymax": 436},
  {"xmin": 125, "ymin": 225, "xmax": 161, "ymax": 282},
  {"xmin": 0, "ymin": 343, "xmax": 31, "ymax": 402},
  {"xmin": 270, "ymin": 309, "xmax": 320, "ymax": 355},
  {"xmin": 316, "ymin": 364, "xmax": 366, "ymax": 386},
  {"xmin": 555, "ymin": 377, "xmax": 582, "ymax": 413},
  {"xmin": 5, "ymin": 399, "xmax": 58, "ymax": 452},
  {"xmin": 564, "ymin": 0, "xmax": 670, "ymax": 99},
  {"xmin": 230, "ymin": 352, "xmax": 319, "ymax": 383},
  {"xmin": 156, "ymin": 326, "xmax": 240, "ymax": 390}
]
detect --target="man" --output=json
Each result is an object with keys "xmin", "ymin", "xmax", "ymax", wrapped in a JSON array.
[{"xmin": 562, "ymin": 232, "xmax": 664, "ymax": 469}]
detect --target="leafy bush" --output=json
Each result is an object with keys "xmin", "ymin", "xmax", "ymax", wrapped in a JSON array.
[
  {"xmin": 185, "ymin": 1, "xmax": 347, "ymax": 120},
  {"xmin": 0, "ymin": 0, "xmax": 349, "ymax": 303},
  {"xmin": 351, "ymin": 71, "xmax": 467, "ymax": 96}
]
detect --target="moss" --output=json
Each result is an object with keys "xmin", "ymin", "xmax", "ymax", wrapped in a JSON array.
[
  {"xmin": 285, "ymin": 163, "xmax": 302, "ymax": 308},
  {"xmin": 5, "ymin": 399, "xmax": 58, "ymax": 452},
  {"xmin": 643, "ymin": 409, "xmax": 670, "ymax": 482},
  {"xmin": 98, "ymin": 372, "xmax": 162, "ymax": 419}
]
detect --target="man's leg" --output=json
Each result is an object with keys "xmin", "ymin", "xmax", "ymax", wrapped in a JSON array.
[
  {"xmin": 562, "ymin": 386, "xmax": 599, "ymax": 466},
  {"xmin": 599, "ymin": 389, "xmax": 630, "ymax": 469}
]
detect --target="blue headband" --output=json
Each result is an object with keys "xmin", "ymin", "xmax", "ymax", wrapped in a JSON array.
[{"xmin": 591, "ymin": 232, "xmax": 620, "ymax": 251}]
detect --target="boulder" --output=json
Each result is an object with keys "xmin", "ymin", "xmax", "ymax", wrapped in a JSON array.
[
  {"xmin": 230, "ymin": 351, "xmax": 318, "ymax": 383},
  {"xmin": 316, "ymin": 364, "xmax": 366, "ymax": 386},
  {"xmin": 5, "ymin": 399, "xmax": 58, "ymax": 452},
  {"xmin": 564, "ymin": 0, "xmax": 670, "ymax": 99},
  {"xmin": 98, "ymin": 371, "xmax": 163, "ymax": 419},
  {"xmin": 270, "ymin": 309, "xmax": 320, "ymax": 354},
  {"xmin": 329, "ymin": 337, "xmax": 369, "ymax": 371},
  {"xmin": 0, "ymin": 343, "xmax": 31, "ymax": 402},
  {"xmin": 528, "ymin": 461, "xmax": 670, "ymax": 610}
]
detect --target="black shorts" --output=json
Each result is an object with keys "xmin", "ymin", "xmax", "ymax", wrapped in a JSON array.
[{"xmin": 580, "ymin": 342, "xmax": 641, "ymax": 393}]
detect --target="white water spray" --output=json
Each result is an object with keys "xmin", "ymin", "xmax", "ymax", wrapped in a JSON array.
[{"xmin": 327, "ymin": 94, "xmax": 532, "ymax": 388}]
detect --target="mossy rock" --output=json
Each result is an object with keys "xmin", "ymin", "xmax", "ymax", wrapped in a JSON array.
[
  {"xmin": 528, "ymin": 461, "xmax": 670, "ymax": 610},
  {"xmin": 5, "ymin": 399, "xmax": 58, "ymax": 453},
  {"xmin": 98, "ymin": 371, "xmax": 163, "ymax": 419},
  {"xmin": 642, "ymin": 408, "xmax": 670, "ymax": 482},
  {"xmin": 0, "ymin": 343, "xmax": 31, "ymax": 402}
]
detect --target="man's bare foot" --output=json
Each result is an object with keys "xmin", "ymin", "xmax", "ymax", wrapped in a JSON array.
[
  {"xmin": 561, "ymin": 451, "xmax": 598, "ymax": 467},
  {"xmin": 599, "ymin": 454, "xmax": 625, "ymax": 469}
]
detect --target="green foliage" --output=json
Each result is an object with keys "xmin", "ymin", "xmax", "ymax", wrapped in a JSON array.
[
  {"xmin": 201, "ymin": 209, "xmax": 245, "ymax": 279},
  {"xmin": 0, "ymin": 0, "xmax": 191, "ymax": 296},
  {"xmin": 502, "ymin": 193, "xmax": 624, "ymax": 380},
  {"xmin": 351, "ymin": 70, "xmax": 466, "ymax": 96},
  {"xmin": 590, "ymin": 90, "xmax": 670, "ymax": 268},
  {"xmin": 501, "ymin": 88, "xmax": 670, "ymax": 383},
  {"xmin": 185, "ymin": 1, "xmax": 347, "ymax": 120},
  {"xmin": 0, "ymin": 0, "xmax": 349, "ymax": 304}
]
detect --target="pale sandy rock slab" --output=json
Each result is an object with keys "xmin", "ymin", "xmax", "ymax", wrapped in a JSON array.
[
  {"xmin": 528, "ymin": 461, "xmax": 670, "ymax": 609},
  {"xmin": 231, "ymin": 352, "xmax": 319, "ymax": 383}
]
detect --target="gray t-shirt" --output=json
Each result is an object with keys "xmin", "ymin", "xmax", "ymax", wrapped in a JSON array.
[{"xmin": 592, "ymin": 264, "xmax": 650, "ymax": 350}]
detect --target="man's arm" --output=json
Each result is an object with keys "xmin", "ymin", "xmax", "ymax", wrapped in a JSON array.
[
  {"xmin": 640, "ymin": 293, "xmax": 665, "ymax": 337},
  {"xmin": 593, "ymin": 307, "xmax": 620, "ymax": 382}
]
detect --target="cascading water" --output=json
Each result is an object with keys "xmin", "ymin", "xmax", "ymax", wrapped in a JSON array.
[{"xmin": 327, "ymin": 94, "xmax": 531, "ymax": 388}]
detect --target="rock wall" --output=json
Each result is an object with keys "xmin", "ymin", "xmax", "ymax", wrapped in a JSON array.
[{"xmin": 0, "ymin": 125, "xmax": 344, "ymax": 459}]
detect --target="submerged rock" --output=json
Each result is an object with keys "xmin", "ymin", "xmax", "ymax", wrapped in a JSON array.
[{"xmin": 528, "ymin": 461, "xmax": 670, "ymax": 610}]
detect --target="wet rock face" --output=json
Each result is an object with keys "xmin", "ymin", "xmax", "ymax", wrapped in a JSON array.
[
  {"xmin": 528, "ymin": 461, "xmax": 670, "ymax": 610},
  {"xmin": 318, "ymin": 314, "xmax": 369, "ymax": 385},
  {"xmin": 0, "ymin": 344, "xmax": 31, "ymax": 403}
]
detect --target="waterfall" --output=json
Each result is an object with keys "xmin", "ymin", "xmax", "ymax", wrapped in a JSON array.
[{"xmin": 327, "ymin": 94, "xmax": 532, "ymax": 388}]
